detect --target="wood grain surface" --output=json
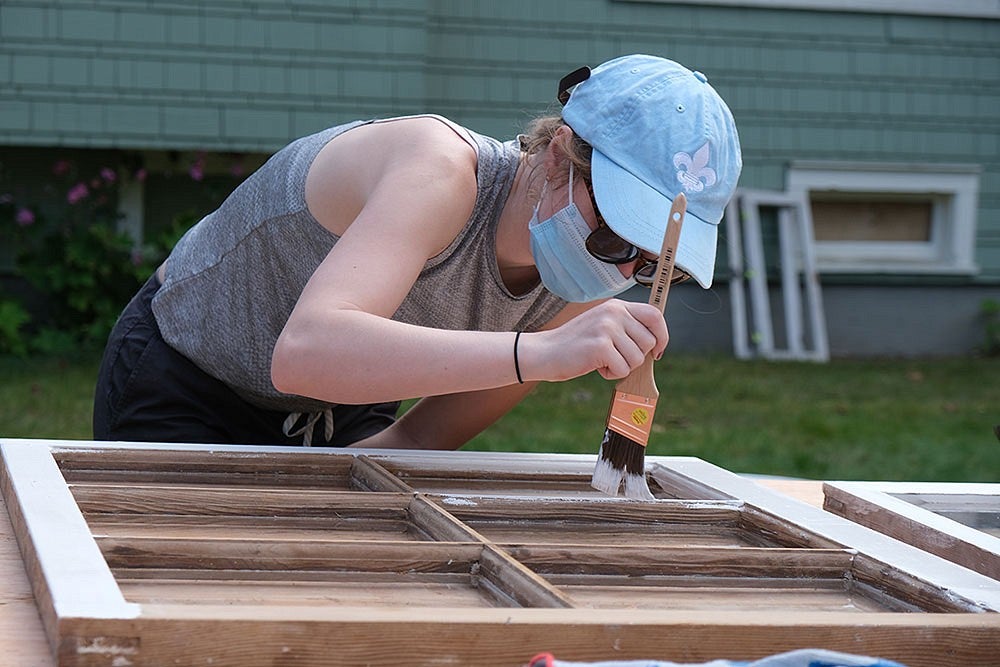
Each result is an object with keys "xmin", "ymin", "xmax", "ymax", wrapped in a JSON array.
[{"xmin": 2, "ymin": 440, "xmax": 999, "ymax": 667}]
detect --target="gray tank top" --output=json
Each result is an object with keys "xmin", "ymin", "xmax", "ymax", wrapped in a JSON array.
[{"xmin": 151, "ymin": 115, "xmax": 565, "ymax": 414}]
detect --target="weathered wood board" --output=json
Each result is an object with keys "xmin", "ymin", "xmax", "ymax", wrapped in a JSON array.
[
  {"xmin": 824, "ymin": 481, "xmax": 1000, "ymax": 581},
  {"xmin": 2, "ymin": 439, "xmax": 999, "ymax": 667}
]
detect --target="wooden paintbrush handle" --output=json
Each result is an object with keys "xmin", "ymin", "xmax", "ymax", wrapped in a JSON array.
[
  {"xmin": 647, "ymin": 193, "xmax": 686, "ymax": 313},
  {"xmin": 613, "ymin": 194, "xmax": 687, "ymax": 397}
]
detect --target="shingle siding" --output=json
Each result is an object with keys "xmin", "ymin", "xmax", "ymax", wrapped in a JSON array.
[
  {"xmin": 419, "ymin": 3, "xmax": 998, "ymax": 282},
  {"xmin": 1, "ymin": 0, "xmax": 429, "ymax": 150},
  {"xmin": 1, "ymin": 0, "xmax": 998, "ymax": 355}
]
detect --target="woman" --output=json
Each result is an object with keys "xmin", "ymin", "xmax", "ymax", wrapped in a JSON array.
[{"xmin": 93, "ymin": 54, "xmax": 742, "ymax": 449}]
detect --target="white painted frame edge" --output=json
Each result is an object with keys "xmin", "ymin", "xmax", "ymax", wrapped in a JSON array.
[
  {"xmin": 0, "ymin": 440, "xmax": 140, "ymax": 656},
  {"xmin": 734, "ymin": 188, "xmax": 830, "ymax": 362},
  {"xmin": 824, "ymin": 480, "xmax": 1000, "ymax": 565}
]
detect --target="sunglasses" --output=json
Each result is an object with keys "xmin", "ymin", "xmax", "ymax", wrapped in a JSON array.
[{"xmin": 580, "ymin": 178, "xmax": 691, "ymax": 287}]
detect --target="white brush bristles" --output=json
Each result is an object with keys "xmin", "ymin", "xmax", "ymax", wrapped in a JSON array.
[
  {"xmin": 622, "ymin": 473, "xmax": 656, "ymax": 501},
  {"xmin": 591, "ymin": 447, "xmax": 624, "ymax": 496}
]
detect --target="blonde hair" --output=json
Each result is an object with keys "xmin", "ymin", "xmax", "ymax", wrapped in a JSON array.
[{"xmin": 519, "ymin": 115, "xmax": 593, "ymax": 192}]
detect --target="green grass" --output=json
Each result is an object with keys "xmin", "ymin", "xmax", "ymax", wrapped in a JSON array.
[
  {"xmin": 0, "ymin": 355, "xmax": 102, "ymax": 440},
  {"xmin": 467, "ymin": 355, "xmax": 999, "ymax": 482},
  {"xmin": 1, "ymin": 353, "xmax": 997, "ymax": 482}
]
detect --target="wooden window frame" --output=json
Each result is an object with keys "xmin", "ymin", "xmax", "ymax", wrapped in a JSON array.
[
  {"xmin": 787, "ymin": 161, "xmax": 980, "ymax": 275},
  {"xmin": 824, "ymin": 481, "xmax": 1000, "ymax": 582},
  {"xmin": 2, "ymin": 439, "xmax": 999, "ymax": 667}
]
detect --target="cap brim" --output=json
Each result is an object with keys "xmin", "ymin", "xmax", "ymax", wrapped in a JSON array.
[{"xmin": 591, "ymin": 149, "xmax": 718, "ymax": 289}]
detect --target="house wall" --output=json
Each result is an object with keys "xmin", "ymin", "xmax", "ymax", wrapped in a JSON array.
[
  {"xmin": 1, "ymin": 0, "xmax": 998, "ymax": 356},
  {"xmin": 0, "ymin": 0, "xmax": 432, "ymax": 150},
  {"xmin": 655, "ymin": 284, "xmax": 998, "ymax": 358}
]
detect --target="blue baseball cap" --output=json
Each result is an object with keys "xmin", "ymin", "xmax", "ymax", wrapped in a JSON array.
[{"xmin": 561, "ymin": 54, "xmax": 742, "ymax": 288}]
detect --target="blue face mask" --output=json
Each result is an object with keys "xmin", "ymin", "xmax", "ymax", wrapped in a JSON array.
[{"xmin": 529, "ymin": 164, "xmax": 635, "ymax": 302}]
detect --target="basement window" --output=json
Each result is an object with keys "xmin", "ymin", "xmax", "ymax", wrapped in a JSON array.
[{"xmin": 787, "ymin": 162, "xmax": 980, "ymax": 275}]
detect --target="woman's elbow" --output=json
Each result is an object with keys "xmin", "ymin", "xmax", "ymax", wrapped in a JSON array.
[
  {"xmin": 271, "ymin": 310, "xmax": 372, "ymax": 402},
  {"xmin": 271, "ymin": 325, "xmax": 356, "ymax": 401}
]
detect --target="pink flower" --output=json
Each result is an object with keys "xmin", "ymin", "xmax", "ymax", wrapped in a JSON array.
[
  {"xmin": 229, "ymin": 161, "xmax": 245, "ymax": 178},
  {"xmin": 134, "ymin": 168, "xmax": 147, "ymax": 183},
  {"xmin": 189, "ymin": 157, "xmax": 205, "ymax": 182},
  {"xmin": 15, "ymin": 207, "xmax": 35, "ymax": 226},
  {"xmin": 67, "ymin": 183, "xmax": 89, "ymax": 204},
  {"xmin": 52, "ymin": 160, "xmax": 71, "ymax": 176},
  {"xmin": 100, "ymin": 167, "xmax": 117, "ymax": 183}
]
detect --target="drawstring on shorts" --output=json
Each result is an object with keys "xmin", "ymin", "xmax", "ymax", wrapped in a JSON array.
[{"xmin": 282, "ymin": 408, "xmax": 334, "ymax": 446}]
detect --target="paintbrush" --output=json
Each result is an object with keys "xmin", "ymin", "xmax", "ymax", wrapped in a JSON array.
[{"xmin": 591, "ymin": 193, "xmax": 686, "ymax": 500}]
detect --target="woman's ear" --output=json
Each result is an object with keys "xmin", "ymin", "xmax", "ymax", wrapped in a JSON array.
[{"xmin": 542, "ymin": 124, "xmax": 575, "ymax": 181}]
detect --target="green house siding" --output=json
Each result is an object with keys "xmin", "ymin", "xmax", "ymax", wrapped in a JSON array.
[
  {"xmin": 3, "ymin": 0, "xmax": 995, "ymax": 280},
  {"xmin": 2, "ymin": 1, "xmax": 998, "ymax": 356},
  {"xmin": 0, "ymin": 0, "xmax": 431, "ymax": 149}
]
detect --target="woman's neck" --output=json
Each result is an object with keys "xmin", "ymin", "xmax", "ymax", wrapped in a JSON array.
[{"xmin": 494, "ymin": 152, "xmax": 543, "ymax": 295}]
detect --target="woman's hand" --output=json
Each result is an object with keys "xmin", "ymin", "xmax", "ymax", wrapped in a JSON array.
[{"xmin": 519, "ymin": 299, "xmax": 669, "ymax": 382}]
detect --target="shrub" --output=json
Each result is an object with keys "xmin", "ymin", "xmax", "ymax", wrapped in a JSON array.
[
  {"xmin": 2, "ymin": 159, "xmax": 177, "ymax": 351},
  {"xmin": 0, "ymin": 296, "xmax": 30, "ymax": 356},
  {"xmin": 981, "ymin": 299, "xmax": 1000, "ymax": 357},
  {"xmin": 17, "ymin": 213, "xmax": 153, "ymax": 344}
]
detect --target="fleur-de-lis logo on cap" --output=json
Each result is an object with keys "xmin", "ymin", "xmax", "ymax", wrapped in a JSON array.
[{"xmin": 673, "ymin": 143, "xmax": 717, "ymax": 193}]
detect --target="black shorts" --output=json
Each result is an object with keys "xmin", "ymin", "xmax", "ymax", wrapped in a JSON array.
[{"xmin": 93, "ymin": 274, "xmax": 399, "ymax": 447}]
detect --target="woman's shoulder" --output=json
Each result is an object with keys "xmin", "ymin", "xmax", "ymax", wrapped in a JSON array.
[
  {"xmin": 305, "ymin": 114, "xmax": 481, "ymax": 241},
  {"xmin": 372, "ymin": 114, "xmax": 478, "ymax": 148},
  {"xmin": 373, "ymin": 115, "xmax": 479, "ymax": 166},
  {"xmin": 316, "ymin": 115, "xmax": 477, "ymax": 180}
]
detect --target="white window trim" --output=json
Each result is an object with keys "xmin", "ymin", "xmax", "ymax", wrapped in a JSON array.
[
  {"xmin": 612, "ymin": 0, "xmax": 1000, "ymax": 20},
  {"xmin": 787, "ymin": 161, "xmax": 980, "ymax": 275},
  {"xmin": 118, "ymin": 175, "xmax": 144, "ymax": 250}
]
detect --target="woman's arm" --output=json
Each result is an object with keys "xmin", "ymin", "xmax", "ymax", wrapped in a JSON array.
[
  {"xmin": 350, "ymin": 381, "xmax": 539, "ymax": 450},
  {"xmin": 345, "ymin": 300, "xmax": 597, "ymax": 451},
  {"xmin": 271, "ymin": 118, "xmax": 668, "ymax": 407},
  {"xmin": 346, "ymin": 299, "xmax": 665, "ymax": 451},
  {"xmin": 273, "ymin": 248, "xmax": 669, "ymax": 405},
  {"xmin": 272, "ymin": 119, "xmax": 500, "ymax": 404}
]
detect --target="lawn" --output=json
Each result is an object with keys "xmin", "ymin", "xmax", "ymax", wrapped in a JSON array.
[{"xmin": 1, "ymin": 353, "xmax": 996, "ymax": 482}]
